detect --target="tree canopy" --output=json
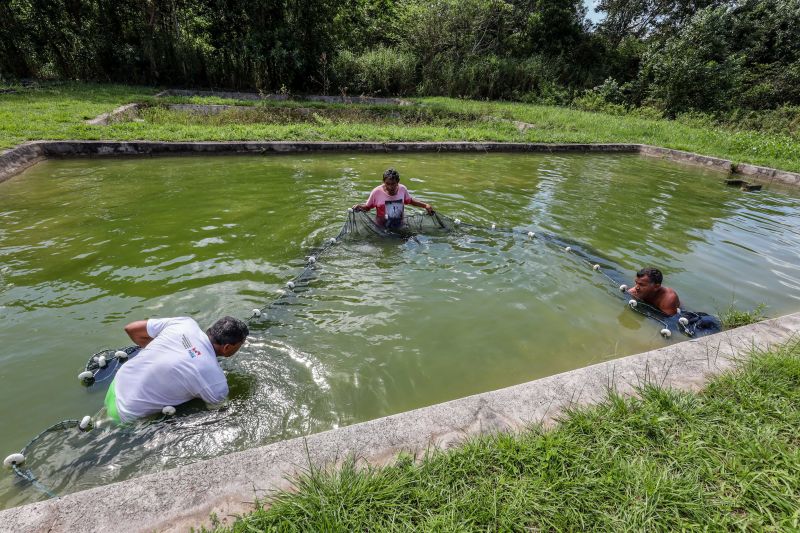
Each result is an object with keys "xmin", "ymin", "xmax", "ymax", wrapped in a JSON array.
[{"xmin": 2, "ymin": 0, "xmax": 797, "ymax": 115}]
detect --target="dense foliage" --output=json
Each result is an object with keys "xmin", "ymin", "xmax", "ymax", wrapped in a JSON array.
[{"xmin": 2, "ymin": 0, "xmax": 799, "ymax": 116}]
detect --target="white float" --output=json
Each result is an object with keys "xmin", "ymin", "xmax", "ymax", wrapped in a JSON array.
[
  {"xmin": 679, "ymin": 317, "xmax": 689, "ymax": 326},
  {"xmin": 79, "ymin": 415, "xmax": 92, "ymax": 430},
  {"xmin": 252, "ymin": 309, "xmax": 262, "ymax": 317},
  {"xmin": 593, "ymin": 264, "xmax": 600, "ymax": 271},
  {"xmin": 286, "ymin": 281, "xmax": 295, "ymax": 290},
  {"xmin": 115, "ymin": 350, "xmax": 128, "ymax": 360},
  {"xmin": 3, "ymin": 453, "xmax": 25, "ymax": 468},
  {"xmin": 564, "ymin": 246, "xmax": 572, "ymax": 252},
  {"xmin": 527, "ymin": 231, "xmax": 535, "ymax": 238},
  {"xmin": 628, "ymin": 299, "xmax": 637, "ymax": 308},
  {"xmin": 78, "ymin": 371, "xmax": 94, "ymax": 381},
  {"xmin": 619, "ymin": 284, "xmax": 628, "ymax": 292},
  {"xmin": 660, "ymin": 328, "xmax": 672, "ymax": 338},
  {"xmin": 97, "ymin": 355, "xmax": 107, "ymax": 368},
  {"xmin": 308, "ymin": 256, "xmax": 316, "ymax": 264},
  {"xmin": 162, "ymin": 406, "xmax": 176, "ymax": 416}
]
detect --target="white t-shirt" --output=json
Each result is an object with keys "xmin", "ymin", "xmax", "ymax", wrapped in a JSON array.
[{"xmin": 114, "ymin": 317, "xmax": 228, "ymax": 422}]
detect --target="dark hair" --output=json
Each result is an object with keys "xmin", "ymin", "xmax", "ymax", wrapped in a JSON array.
[
  {"xmin": 383, "ymin": 168, "xmax": 400, "ymax": 182},
  {"xmin": 636, "ymin": 267, "xmax": 663, "ymax": 285},
  {"xmin": 207, "ymin": 316, "xmax": 249, "ymax": 345}
]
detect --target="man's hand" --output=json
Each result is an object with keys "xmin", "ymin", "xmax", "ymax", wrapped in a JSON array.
[
  {"xmin": 124, "ymin": 320, "xmax": 154, "ymax": 348},
  {"xmin": 424, "ymin": 204, "xmax": 435, "ymax": 215}
]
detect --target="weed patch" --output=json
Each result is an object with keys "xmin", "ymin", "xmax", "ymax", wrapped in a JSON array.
[{"xmin": 216, "ymin": 341, "xmax": 800, "ymax": 531}]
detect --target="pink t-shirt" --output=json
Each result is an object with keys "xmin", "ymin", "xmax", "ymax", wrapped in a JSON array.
[{"xmin": 365, "ymin": 184, "xmax": 413, "ymax": 224}]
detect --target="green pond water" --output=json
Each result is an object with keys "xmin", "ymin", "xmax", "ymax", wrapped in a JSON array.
[{"xmin": 1, "ymin": 152, "xmax": 799, "ymax": 508}]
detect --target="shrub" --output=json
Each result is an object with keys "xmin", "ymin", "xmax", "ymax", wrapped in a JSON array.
[
  {"xmin": 333, "ymin": 46, "xmax": 418, "ymax": 96},
  {"xmin": 572, "ymin": 78, "xmax": 628, "ymax": 114},
  {"xmin": 720, "ymin": 303, "xmax": 767, "ymax": 329}
]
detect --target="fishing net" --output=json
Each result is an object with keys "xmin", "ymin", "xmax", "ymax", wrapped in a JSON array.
[
  {"xmin": 455, "ymin": 220, "xmax": 721, "ymax": 339},
  {"xmin": 78, "ymin": 346, "xmax": 141, "ymax": 387},
  {"xmin": 4, "ymin": 206, "xmax": 721, "ymax": 498},
  {"xmin": 337, "ymin": 208, "xmax": 456, "ymax": 240}
]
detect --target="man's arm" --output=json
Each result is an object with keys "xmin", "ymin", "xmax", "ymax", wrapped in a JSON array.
[
  {"xmin": 200, "ymin": 381, "xmax": 229, "ymax": 411},
  {"xmin": 409, "ymin": 198, "xmax": 434, "ymax": 214},
  {"xmin": 354, "ymin": 189, "xmax": 379, "ymax": 212},
  {"xmin": 124, "ymin": 320, "xmax": 154, "ymax": 348}
]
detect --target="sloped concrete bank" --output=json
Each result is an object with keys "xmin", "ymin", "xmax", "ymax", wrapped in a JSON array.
[
  {"xmin": 2, "ymin": 140, "xmax": 800, "ymax": 188},
  {"xmin": 639, "ymin": 144, "xmax": 800, "ymax": 186},
  {"xmin": 1, "ymin": 313, "xmax": 798, "ymax": 533}
]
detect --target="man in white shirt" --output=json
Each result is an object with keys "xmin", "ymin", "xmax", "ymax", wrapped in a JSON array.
[{"xmin": 104, "ymin": 316, "xmax": 249, "ymax": 423}]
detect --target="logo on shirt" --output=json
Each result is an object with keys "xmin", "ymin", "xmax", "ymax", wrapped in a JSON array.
[
  {"xmin": 181, "ymin": 334, "xmax": 202, "ymax": 359},
  {"xmin": 384, "ymin": 199, "xmax": 405, "ymax": 229}
]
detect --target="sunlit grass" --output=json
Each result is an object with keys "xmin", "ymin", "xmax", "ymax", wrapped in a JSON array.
[
  {"xmin": 3, "ymin": 82, "xmax": 800, "ymax": 173},
  {"xmin": 213, "ymin": 341, "xmax": 800, "ymax": 531},
  {"xmin": 720, "ymin": 303, "xmax": 768, "ymax": 329}
]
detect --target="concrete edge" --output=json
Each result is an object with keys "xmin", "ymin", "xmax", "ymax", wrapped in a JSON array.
[
  {"xmin": 0, "ymin": 141, "xmax": 639, "ymax": 184},
  {"xmin": 0, "ymin": 143, "xmax": 44, "ymax": 183},
  {"xmin": 639, "ymin": 144, "xmax": 800, "ymax": 186},
  {"xmin": 1, "ymin": 312, "xmax": 798, "ymax": 533},
  {"xmin": 84, "ymin": 103, "xmax": 140, "ymax": 125},
  {"xmin": 2, "ymin": 140, "xmax": 800, "ymax": 189}
]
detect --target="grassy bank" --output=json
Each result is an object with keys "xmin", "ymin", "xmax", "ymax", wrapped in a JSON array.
[
  {"xmin": 214, "ymin": 341, "xmax": 800, "ymax": 531},
  {"xmin": 2, "ymin": 82, "xmax": 800, "ymax": 173}
]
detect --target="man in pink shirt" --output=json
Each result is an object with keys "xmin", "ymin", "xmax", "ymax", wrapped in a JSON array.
[{"xmin": 353, "ymin": 168, "xmax": 434, "ymax": 228}]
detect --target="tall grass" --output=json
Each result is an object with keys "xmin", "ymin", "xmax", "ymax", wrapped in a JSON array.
[
  {"xmin": 217, "ymin": 341, "xmax": 800, "ymax": 531},
  {"xmin": 720, "ymin": 303, "xmax": 767, "ymax": 328}
]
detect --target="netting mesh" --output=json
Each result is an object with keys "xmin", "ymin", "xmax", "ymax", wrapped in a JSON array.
[
  {"xmin": 505, "ymin": 227, "xmax": 720, "ymax": 337},
  {"xmin": 337, "ymin": 209, "xmax": 456, "ymax": 240},
  {"xmin": 80, "ymin": 346, "xmax": 141, "ymax": 387},
  {"xmin": 5, "ymin": 207, "xmax": 721, "ymax": 498}
]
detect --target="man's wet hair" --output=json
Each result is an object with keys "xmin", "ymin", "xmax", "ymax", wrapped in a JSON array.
[
  {"xmin": 383, "ymin": 168, "xmax": 400, "ymax": 182},
  {"xmin": 636, "ymin": 267, "xmax": 663, "ymax": 285},
  {"xmin": 207, "ymin": 316, "xmax": 249, "ymax": 345}
]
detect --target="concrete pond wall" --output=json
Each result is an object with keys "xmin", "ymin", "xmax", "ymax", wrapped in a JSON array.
[
  {"xmin": 0, "ymin": 140, "xmax": 799, "ymax": 531},
  {"xmin": 1, "ymin": 313, "xmax": 798, "ymax": 533},
  {"xmin": 2, "ymin": 140, "xmax": 800, "ymax": 187}
]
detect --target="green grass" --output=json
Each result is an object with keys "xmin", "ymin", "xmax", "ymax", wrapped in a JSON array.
[
  {"xmin": 214, "ymin": 341, "xmax": 800, "ymax": 531},
  {"xmin": 720, "ymin": 303, "xmax": 768, "ymax": 329},
  {"xmin": 3, "ymin": 82, "xmax": 800, "ymax": 173}
]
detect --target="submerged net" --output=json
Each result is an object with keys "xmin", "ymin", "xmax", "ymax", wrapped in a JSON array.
[
  {"xmin": 5, "ymin": 206, "xmax": 721, "ymax": 498},
  {"xmin": 338, "ymin": 209, "xmax": 456, "ymax": 240},
  {"xmin": 79, "ymin": 346, "xmax": 141, "ymax": 387},
  {"xmin": 456, "ymin": 220, "xmax": 721, "ymax": 339}
]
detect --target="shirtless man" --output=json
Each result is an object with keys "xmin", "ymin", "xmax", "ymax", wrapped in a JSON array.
[{"xmin": 628, "ymin": 267, "xmax": 680, "ymax": 316}]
